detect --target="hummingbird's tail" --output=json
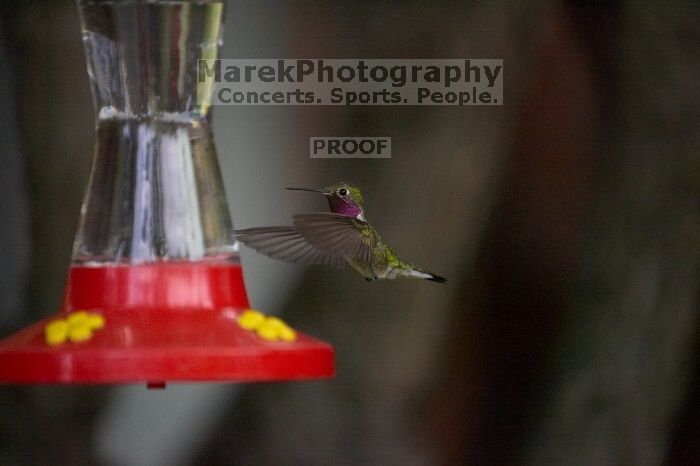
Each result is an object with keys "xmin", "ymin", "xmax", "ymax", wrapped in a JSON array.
[
  {"xmin": 425, "ymin": 273, "xmax": 447, "ymax": 284},
  {"xmin": 403, "ymin": 268, "xmax": 447, "ymax": 283}
]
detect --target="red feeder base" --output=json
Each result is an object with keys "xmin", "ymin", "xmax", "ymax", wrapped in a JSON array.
[{"xmin": 0, "ymin": 262, "xmax": 334, "ymax": 385}]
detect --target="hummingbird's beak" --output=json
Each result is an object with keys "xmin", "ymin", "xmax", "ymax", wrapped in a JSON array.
[{"xmin": 285, "ymin": 187, "xmax": 325, "ymax": 194}]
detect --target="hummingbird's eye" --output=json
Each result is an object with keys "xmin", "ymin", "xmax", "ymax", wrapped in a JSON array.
[{"xmin": 338, "ymin": 188, "xmax": 348, "ymax": 196}]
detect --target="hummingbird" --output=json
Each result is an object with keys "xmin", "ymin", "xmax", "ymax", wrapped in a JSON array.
[{"xmin": 235, "ymin": 182, "xmax": 446, "ymax": 283}]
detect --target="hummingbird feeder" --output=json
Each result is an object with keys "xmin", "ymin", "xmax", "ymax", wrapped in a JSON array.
[{"xmin": 0, "ymin": 0, "xmax": 334, "ymax": 387}]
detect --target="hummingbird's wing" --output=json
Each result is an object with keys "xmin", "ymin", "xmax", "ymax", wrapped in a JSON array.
[
  {"xmin": 292, "ymin": 213, "xmax": 374, "ymax": 264},
  {"xmin": 235, "ymin": 226, "xmax": 347, "ymax": 267}
]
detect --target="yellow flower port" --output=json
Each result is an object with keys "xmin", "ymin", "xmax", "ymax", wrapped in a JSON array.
[
  {"xmin": 44, "ymin": 311, "xmax": 106, "ymax": 346},
  {"xmin": 237, "ymin": 310, "xmax": 298, "ymax": 342}
]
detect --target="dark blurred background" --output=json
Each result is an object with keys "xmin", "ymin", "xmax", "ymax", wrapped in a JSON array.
[{"xmin": 0, "ymin": 1, "xmax": 698, "ymax": 465}]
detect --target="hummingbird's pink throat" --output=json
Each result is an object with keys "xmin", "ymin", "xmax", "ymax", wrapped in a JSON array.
[{"xmin": 327, "ymin": 196, "xmax": 363, "ymax": 218}]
